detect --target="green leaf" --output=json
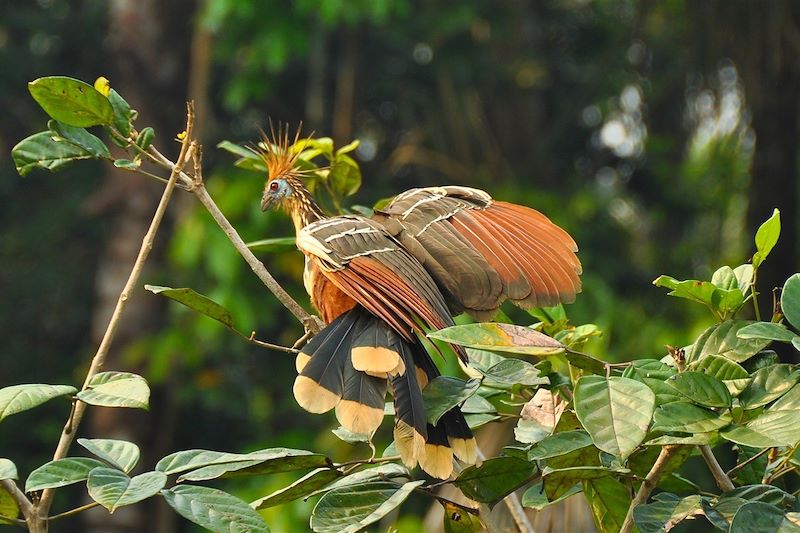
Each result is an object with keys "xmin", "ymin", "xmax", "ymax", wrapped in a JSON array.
[
  {"xmin": 464, "ymin": 413, "xmax": 500, "ymax": 429},
  {"xmin": 652, "ymin": 402, "xmax": 731, "ymax": 433},
  {"xmin": 156, "ymin": 448, "xmax": 326, "ymax": 477},
  {"xmin": 735, "ymin": 264, "xmax": 755, "ymax": 295},
  {"xmin": 12, "ymin": 131, "xmax": 98, "ymax": 176},
  {"xmin": 113, "ymin": 158, "xmax": 140, "ymax": 170},
  {"xmin": 107, "ymin": 89, "xmax": 133, "ymax": 137},
  {"xmin": 688, "ymin": 354, "xmax": 749, "ymax": 381},
  {"xmin": 542, "ymin": 466, "xmax": 615, "ymax": 501},
  {"xmin": 87, "ymin": 468, "xmax": 166, "ymax": 512},
  {"xmin": 521, "ymin": 481, "xmax": 581, "ymax": 510},
  {"xmin": 667, "ymin": 371, "xmax": 731, "ymax": 408},
  {"xmin": 0, "ymin": 460, "xmax": 17, "ymax": 481},
  {"xmin": 733, "ymin": 447, "xmax": 770, "ymax": 485},
  {"xmin": 781, "ymin": 274, "xmax": 800, "ymax": 331},
  {"xmin": 712, "ymin": 266, "xmax": 739, "ymax": 290},
  {"xmin": 422, "ymin": 377, "xmax": 480, "ymax": 425},
  {"xmin": 479, "ymin": 358, "xmax": 548, "ymax": 389},
  {"xmin": 329, "ymin": 153, "xmax": 361, "ymax": 197},
  {"xmin": 0, "ymin": 483, "xmax": 19, "ymax": 525},
  {"xmin": 769, "ymin": 383, "xmax": 800, "ymax": 411},
  {"xmin": 246, "ymin": 236, "xmax": 297, "ymax": 253},
  {"xmin": 49, "ymin": 120, "xmax": 111, "ymax": 158},
  {"xmin": 308, "ymin": 464, "xmax": 408, "ymax": 497},
  {"xmin": 645, "ymin": 433, "xmax": 718, "ymax": 445},
  {"xmin": 217, "ymin": 140, "xmax": 256, "ymax": 159},
  {"xmin": 162, "ymin": 485, "xmax": 269, "ymax": 532},
  {"xmin": 145, "ymin": 285, "xmax": 235, "ymax": 329},
  {"xmin": 528, "ymin": 431, "xmax": 593, "ymax": 461},
  {"xmin": 135, "ymin": 127, "xmax": 155, "ymax": 151},
  {"xmin": 583, "ymin": 476, "xmax": 631, "ymax": 533},
  {"xmin": 443, "ymin": 501, "xmax": 482, "ymax": 533},
  {"xmin": 0, "ymin": 384, "xmax": 76, "ymax": 422},
  {"xmin": 738, "ymin": 322, "xmax": 797, "ymax": 343},
  {"xmin": 563, "ymin": 350, "xmax": 607, "ymax": 374},
  {"xmin": 727, "ymin": 484, "xmax": 797, "ymax": 508},
  {"xmin": 25, "ymin": 458, "xmax": 107, "ymax": 491},
  {"xmin": 461, "ymin": 394, "xmax": 496, "ymax": 414},
  {"xmin": 685, "ymin": 320, "xmax": 771, "ymax": 364},
  {"xmin": 427, "ymin": 323, "xmax": 565, "ymax": 356},
  {"xmin": 28, "ymin": 76, "xmax": 113, "ymax": 127},
  {"xmin": 77, "ymin": 372, "xmax": 149, "ymax": 409},
  {"xmin": 554, "ymin": 324, "xmax": 602, "ymax": 349},
  {"xmin": 622, "ymin": 359, "xmax": 682, "ymax": 404},
  {"xmin": 251, "ymin": 469, "xmax": 341, "ymax": 510},
  {"xmin": 633, "ymin": 494, "xmax": 703, "ymax": 533},
  {"xmin": 730, "ymin": 501, "xmax": 789, "ymax": 533},
  {"xmin": 739, "ymin": 364, "xmax": 800, "ymax": 409},
  {"xmin": 514, "ymin": 419, "xmax": 552, "ymax": 445},
  {"xmin": 331, "ymin": 426, "xmax": 371, "ymax": 445},
  {"xmin": 653, "ymin": 275, "xmax": 743, "ymax": 316},
  {"xmin": 453, "ymin": 457, "xmax": 536, "ymax": 505},
  {"xmin": 465, "ymin": 348, "xmax": 506, "ymax": 371},
  {"xmin": 753, "ymin": 209, "xmax": 781, "ymax": 269},
  {"xmin": 723, "ymin": 410, "xmax": 800, "ymax": 447},
  {"xmin": 78, "ymin": 438, "xmax": 140, "ymax": 473},
  {"xmin": 336, "ymin": 139, "xmax": 360, "ymax": 155},
  {"xmin": 310, "ymin": 480, "xmax": 423, "ymax": 533},
  {"xmin": 574, "ymin": 376, "xmax": 655, "ymax": 460}
]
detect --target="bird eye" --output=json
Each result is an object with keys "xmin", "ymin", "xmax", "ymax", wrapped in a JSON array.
[{"xmin": 269, "ymin": 181, "xmax": 279, "ymax": 191}]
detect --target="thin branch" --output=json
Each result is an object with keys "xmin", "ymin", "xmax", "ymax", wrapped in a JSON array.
[
  {"xmin": 699, "ymin": 445, "xmax": 735, "ymax": 492},
  {"xmin": 726, "ymin": 446, "xmax": 771, "ymax": 478},
  {"xmin": 47, "ymin": 502, "xmax": 100, "ymax": 522},
  {"xmin": 333, "ymin": 455, "xmax": 402, "ymax": 469},
  {"xmin": 620, "ymin": 445, "xmax": 681, "ymax": 533},
  {"xmin": 413, "ymin": 486, "xmax": 480, "ymax": 516},
  {"xmin": 242, "ymin": 331, "xmax": 299, "ymax": 353},
  {"xmin": 37, "ymin": 104, "xmax": 195, "ymax": 516}
]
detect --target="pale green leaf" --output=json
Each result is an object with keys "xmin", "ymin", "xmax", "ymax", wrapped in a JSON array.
[
  {"xmin": 78, "ymin": 438, "xmax": 140, "ymax": 473},
  {"xmin": 87, "ymin": 468, "xmax": 166, "ymax": 512},
  {"xmin": 162, "ymin": 485, "xmax": 269, "ymax": 532},
  {"xmin": 310, "ymin": 481, "xmax": 423, "ymax": 533},
  {"xmin": 753, "ymin": 209, "xmax": 781, "ymax": 269},
  {"xmin": 77, "ymin": 372, "xmax": 149, "ymax": 409},
  {"xmin": 0, "ymin": 384, "xmax": 76, "ymax": 422},
  {"xmin": 25, "ymin": 458, "xmax": 107, "ymax": 491}
]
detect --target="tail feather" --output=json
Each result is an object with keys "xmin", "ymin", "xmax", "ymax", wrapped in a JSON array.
[{"xmin": 293, "ymin": 307, "xmax": 476, "ymax": 479}]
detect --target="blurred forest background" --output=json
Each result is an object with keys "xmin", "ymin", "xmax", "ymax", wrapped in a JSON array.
[{"xmin": 2, "ymin": 0, "xmax": 799, "ymax": 531}]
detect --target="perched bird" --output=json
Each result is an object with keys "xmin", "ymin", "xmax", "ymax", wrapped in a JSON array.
[{"xmin": 259, "ymin": 134, "xmax": 581, "ymax": 479}]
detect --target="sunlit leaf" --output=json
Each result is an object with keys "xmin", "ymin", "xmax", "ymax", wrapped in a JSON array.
[
  {"xmin": 454, "ymin": 457, "xmax": 536, "ymax": 505},
  {"xmin": 78, "ymin": 438, "xmax": 140, "ymax": 473},
  {"xmin": 622, "ymin": 359, "xmax": 682, "ymax": 404},
  {"xmin": 652, "ymin": 402, "xmax": 731, "ymax": 433},
  {"xmin": 329, "ymin": 153, "xmax": 361, "ymax": 197},
  {"xmin": 310, "ymin": 480, "xmax": 423, "ymax": 533},
  {"xmin": 752, "ymin": 209, "xmax": 780, "ymax": 269},
  {"xmin": 157, "ymin": 448, "xmax": 326, "ymax": 477},
  {"xmin": 28, "ymin": 76, "xmax": 113, "ymax": 127},
  {"xmin": 25, "ymin": 458, "xmax": 106, "ymax": 491},
  {"xmin": 0, "ymin": 460, "xmax": 17, "ymax": 481},
  {"xmin": 667, "ymin": 371, "xmax": 731, "ymax": 408},
  {"xmin": 739, "ymin": 364, "xmax": 800, "ymax": 409},
  {"xmin": 688, "ymin": 354, "xmax": 749, "ymax": 381},
  {"xmin": 162, "ymin": 485, "xmax": 269, "ymax": 532},
  {"xmin": 422, "ymin": 377, "xmax": 480, "ymax": 425},
  {"xmin": 521, "ymin": 481, "xmax": 581, "ymax": 510},
  {"xmin": 308, "ymin": 464, "xmax": 408, "ymax": 498},
  {"xmin": 738, "ymin": 322, "xmax": 797, "ymax": 343},
  {"xmin": 574, "ymin": 376, "xmax": 655, "ymax": 460},
  {"xmin": 653, "ymin": 275, "xmax": 743, "ymax": 316},
  {"xmin": 722, "ymin": 410, "xmax": 800, "ymax": 447},
  {"xmin": 685, "ymin": 320, "xmax": 770, "ymax": 364},
  {"xmin": 251, "ymin": 469, "xmax": 341, "ymax": 510},
  {"xmin": 479, "ymin": 358, "xmax": 548, "ymax": 389},
  {"xmin": 633, "ymin": 493, "xmax": 704, "ymax": 533},
  {"xmin": 427, "ymin": 323, "xmax": 565, "ymax": 356},
  {"xmin": 769, "ymin": 383, "xmax": 800, "ymax": 411},
  {"xmin": 528, "ymin": 431, "xmax": 593, "ymax": 461},
  {"xmin": 77, "ymin": 372, "xmax": 149, "ymax": 409},
  {"xmin": 514, "ymin": 419, "xmax": 552, "ymax": 445},
  {"xmin": 542, "ymin": 466, "xmax": 615, "ymax": 501},
  {"xmin": 145, "ymin": 285, "xmax": 235, "ymax": 329},
  {"xmin": 87, "ymin": 468, "xmax": 166, "ymax": 512},
  {"xmin": 0, "ymin": 384, "xmax": 76, "ymax": 422}
]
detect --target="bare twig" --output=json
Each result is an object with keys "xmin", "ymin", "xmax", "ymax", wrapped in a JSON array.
[
  {"xmin": 36, "ymin": 104, "xmax": 196, "ymax": 520},
  {"xmin": 47, "ymin": 502, "xmax": 100, "ymax": 522},
  {"xmin": 620, "ymin": 445, "xmax": 681, "ymax": 533},
  {"xmin": 243, "ymin": 331, "xmax": 299, "ymax": 353},
  {"xmin": 727, "ymin": 446, "xmax": 771, "ymax": 478},
  {"xmin": 699, "ymin": 445, "xmax": 735, "ymax": 492}
]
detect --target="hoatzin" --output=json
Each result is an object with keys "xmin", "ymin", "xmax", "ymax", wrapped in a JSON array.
[{"xmin": 259, "ymin": 141, "xmax": 581, "ymax": 479}]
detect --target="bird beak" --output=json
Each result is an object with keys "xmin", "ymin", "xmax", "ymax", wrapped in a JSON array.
[{"xmin": 260, "ymin": 191, "xmax": 274, "ymax": 212}]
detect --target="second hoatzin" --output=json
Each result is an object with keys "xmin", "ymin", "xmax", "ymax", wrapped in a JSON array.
[{"xmin": 259, "ymin": 140, "xmax": 581, "ymax": 479}]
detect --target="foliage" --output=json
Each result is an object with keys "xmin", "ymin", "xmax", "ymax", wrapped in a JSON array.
[{"xmin": 4, "ymin": 76, "xmax": 800, "ymax": 531}]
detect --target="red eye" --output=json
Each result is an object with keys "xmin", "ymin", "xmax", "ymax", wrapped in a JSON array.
[{"xmin": 269, "ymin": 181, "xmax": 279, "ymax": 191}]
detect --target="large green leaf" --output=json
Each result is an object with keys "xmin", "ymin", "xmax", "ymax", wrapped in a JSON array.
[
  {"xmin": 77, "ymin": 372, "xmax": 149, "ymax": 409},
  {"xmin": 310, "ymin": 480, "xmax": 423, "ymax": 533},
  {"xmin": 633, "ymin": 493, "xmax": 703, "ymax": 533},
  {"xmin": 722, "ymin": 410, "xmax": 800, "ymax": 447},
  {"xmin": 87, "ymin": 468, "xmax": 166, "ymax": 512},
  {"xmin": 738, "ymin": 322, "xmax": 797, "ymax": 343},
  {"xmin": 107, "ymin": 89, "xmax": 134, "ymax": 137},
  {"xmin": 25, "ymin": 458, "xmax": 107, "ymax": 491},
  {"xmin": 427, "ymin": 323, "xmax": 565, "ymax": 356},
  {"xmin": 251, "ymin": 469, "xmax": 341, "ymax": 510},
  {"xmin": 667, "ymin": 371, "xmax": 731, "ymax": 408},
  {"xmin": 781, "ymin": 274, "xmax": 800, "ymax": 331},
  {"xmin": 422, "ymin": 377, "xmax": 480, "ymax": 425},
  {"xmin": 574, "ymin": 376, "xmax": 655, "ymax": 460},
  {"xmin": 0, "ymin": 484, "xmax": 18, "ymax": 525},
  {"xmin": 753, "ymin": 209, "xmax": 781, "ymax": 269},
  {"xmin": 514, "ymin": 419, "xmax": 552, "ymax": 445},
  {"xmin": 521, "ymin": 481, "xmax": 581, "ymax": 510},
  {"xmin": 653, "ymin": 275, "xmax": 743, "ymax": 317},
  {"xmin": 652, "ymin": 402, "xmax": 731, "ymax": 433},
  {"xmin": 145, "ymin": 285, "xmax": 235, "ymax": 329},
  {"xmin": 583, "ymin": 476, "xmax": 631, "ymax": 533},
  {"xmin": 12, "ymin": 131, "xmax": 98, "ymax": 176},
  {"xmin": 622, "ymin": 359, "xmax": 682, "ymax": 404},
  {"xmin": 739, "ymin": 364, "xmax": 800, "ymax": 409},
  {"xmin": 28, "ymin": 76, "xmax": 114, "ymax": 127},
  {"xmin": 528, "ymin": 431, "xmax": 593, "ymax": 461},
  {"xmin": 78, "ymin": 438, "xmax": 140, "ymax": 473},
  {"xmin": 49, "ymin": 120, "xmax": 110, "ymax": 158},
  {"xmin": 453, "ymin": 456, "xmax": 536, "ymax": 505},
  {"xmin": 685, "ymin": 320, "xmax": 770, "ymax": 364},
  {"xmin": 307, "ymin": 464, "xmax": 408, "ymax": 498},
  {"xmin": 769, "ymin": 383, "xmax": 800, "ymax": 411},
  {"xmin": 688, "ymin": 354, "xmax": 749, "ymax": 381},
  {"xmin": 0, "ymin": 460, "xmax": 17, "ymax": 481},
  {"xmin": 0, "ymin": 384, "xmax": 76, "ymax": 422},
  {"xmin": 162, "ymin": 485, "xmax": 269, "ymax": 532},
  {"xmin": 479, "ymin": 358, "xmax": 548, "ymax": 389},
  {"xmin": 157, "ymin": 448, "xmax": 327, "ymax": 479},
  {"xmin": 730, "ymin": 501, "xmax": 791, "ymax": 533}
]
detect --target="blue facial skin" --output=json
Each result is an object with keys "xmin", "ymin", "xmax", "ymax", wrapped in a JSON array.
[{"xmin": 261, "ymin": 178, "xmax": 293, "ymax": 211}]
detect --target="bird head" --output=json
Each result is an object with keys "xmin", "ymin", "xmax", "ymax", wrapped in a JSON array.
[{"xmin": 261, "ymin": 176, "xmax": 298, "ymax": 211}]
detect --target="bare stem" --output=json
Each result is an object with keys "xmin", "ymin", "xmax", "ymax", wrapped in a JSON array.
[
  {"xmin": 620, "ymin": 445, "xmax": 681, "ymax": 533},
  {"xmin": 47, "ymin": 502, "xmax": 100, "ymax": 522},
  {"xmin": 699, "ymin": 445, "xmax": 735, "ymax": 492},
  {"xmin": 36, "ymin": 104, "xmax": 195, "ymax": 520},
  {"xmin": 726, "ymin": 446, "xmax": 771, "ymax": 478}
]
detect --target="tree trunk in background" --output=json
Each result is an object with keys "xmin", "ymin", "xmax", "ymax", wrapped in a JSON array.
[
  {"xmin": 333, "ymin": 28, "xmax": 357, "ymax": 146},
  {"xmin": 82, "ymin": 1, "xmax": 193, "ymax": 531}
]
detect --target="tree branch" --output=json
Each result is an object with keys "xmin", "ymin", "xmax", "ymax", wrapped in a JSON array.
[
  {"xmin": 699, "ymin": 445, "xmax": 735, "ymax": 492},
  {"xmin": 36, "ymin": 104, "xmax": 195, "ymax": 518},
  {"xmin": 620, "ymin": 444, "xmax": 681, "ymax": 533}
]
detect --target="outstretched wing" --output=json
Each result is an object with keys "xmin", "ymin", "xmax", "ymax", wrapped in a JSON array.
[
  {"xmin": 297, "ymin": 215, "xmax": 465, "ymax": 358},
  {"xmin": 372, "ymin": 186, "xmax": 581, "ymax": 319}
]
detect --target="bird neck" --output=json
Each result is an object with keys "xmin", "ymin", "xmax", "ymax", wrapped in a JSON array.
[{"xmin": 288, "ymin": 184, "xmax": 327, "ymax": 232}]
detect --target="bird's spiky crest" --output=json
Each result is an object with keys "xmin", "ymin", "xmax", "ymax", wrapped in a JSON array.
[{"xmin": 252, "ymin": 120, "xmax": 316, "ymax": 183}]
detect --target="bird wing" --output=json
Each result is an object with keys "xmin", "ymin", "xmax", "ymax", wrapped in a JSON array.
[
  {"xmin": 296, "ymin": 215, "xmax": 464, "ymax": 357},
  {"xmin": 372, "ymin": 186, "xmax": 581, "ymax": 319}
]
